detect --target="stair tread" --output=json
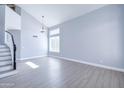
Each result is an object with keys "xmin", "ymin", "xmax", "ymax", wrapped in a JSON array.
[
  {"xmin": 0, "ymin": 68, "xmax": 17, "ymax": 74},
  {"xmin": 0, "ymin": 64, "xmax": 13, "ymax": 72},
  {"xmin": 0, "ymin": 51, "xmax": 10, "ymax": 54},
  {"xmin": 0, "ymin": 53, "xmax": 11, "ymax": 56},
  {"xmin": 0, "ymin": 64, "xmax": 12, "ymax": 67},
  {"xmin": 0, "ymin": 56, "xmax": 12, "ymax": 61},
  {"xmin": 0, "ymin": 49, "xmax": 10, "ymax": 53},
  {"xmin": 0, "ymin": 61, "xmax": 12, "ymax": 66},
  {"xmin": 0, "ymin": 47, "xmax": 8, "ymax": 48},
  {"xmin": 0, "ymin": 44, "xmax": 6, "ymax": 46},
  {"xmin": 0, "ymin": 70, "xmax": 17, "ymax": 79},
  {"xmin": 0, "ymin": 46, "xmax": 8, "ymax": 48},
  {"xmin": 0, "ymin": 60, "xmax": 12, "ymax": 62},
  {"xmin": 0, "ymin": 48, "xmax": 9, "ymax": 50},
  {"xmin": 0, "ymin": 51, "xmax": 10, "ymax": 53},
  {"xmin": 0, "ymin": 69, "xmax": 14, "ymax": 74},
  {"xmin": 0, "ymin": 45, "xmax": 7, "ymax": 48},
  {"xmin": 0, "ymin": 59, "xmax": 12, "ymax": 61},
  {"xmin": 0, "ymin": 55, "xmax": 11, "ymax": 57},
  {"xmin": 0, "ymin": 59, "xmax": 11, "ymax": 60}
]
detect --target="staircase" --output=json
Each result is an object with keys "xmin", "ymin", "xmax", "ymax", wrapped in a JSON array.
[
  {"xmin": 0, "ymin": 45, "xmax": 17, "ymax": 79},
  {"xmin": 0, "ymin": 5, "xmax": 18, "ymax": 79}
]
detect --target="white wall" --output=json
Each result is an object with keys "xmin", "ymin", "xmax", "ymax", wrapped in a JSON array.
[
  {"xmin": 49, "ymin": 5, "xmax": 124, "ymax": 69},
  {"xmin": 20, "ymin": 9, "xmax": 48, "ymax": 60},
  {"xmin": 7, "ymin": 30, "xmax": 21, "ymax": 60},
  {"xmin": 5, "ymin": 6, "xmax": 21, "ymax": 30},
  {"xmin": 5, "ymin": 6, "xmax": 21, "ymax": 60}
]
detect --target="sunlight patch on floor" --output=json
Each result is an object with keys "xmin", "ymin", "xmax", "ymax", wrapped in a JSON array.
[{"xmin": 25, "ymin": 61, "xmax": 39, "ymax": 69}]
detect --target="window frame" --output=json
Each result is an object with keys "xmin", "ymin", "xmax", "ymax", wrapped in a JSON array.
[{"xmin": 49, "ymin": 28, "xmax": 60, "ymax": 53}]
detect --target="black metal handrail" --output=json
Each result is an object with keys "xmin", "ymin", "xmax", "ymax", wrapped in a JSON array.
[{"xmin": 5, "ymin": 31, "xmax": 16, "ymax": 70}]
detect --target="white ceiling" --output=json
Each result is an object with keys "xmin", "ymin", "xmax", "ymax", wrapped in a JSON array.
[{"xmin": 18, "ymin": 4, "xmax": 106, "ymax": 27}]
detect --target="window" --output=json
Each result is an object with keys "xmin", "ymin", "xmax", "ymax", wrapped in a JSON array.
[
  {"xmin": 50, "ymin": 28, "xmax": 59, "ymax": 36},
  {"xmin": 49, "ymin": 28, "xmax": 60, "ymax": 52},
  {"xmin": 49, "ymin": 36, "xmax": 60, "ymax": 52}
]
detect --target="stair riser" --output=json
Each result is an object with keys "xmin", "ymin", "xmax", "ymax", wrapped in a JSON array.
[
  {"xmin": 0, "ymin": 49, "xmax": 10, "ymax": 52},
  {"xmin": 0, "ymin": 62, "xmax": 11, "ymax": 66},
  {"xmin": 0, "ymin": 45, "xmax": 7, "ymax": 49},
  {"xmin": 0, "ymin": 56, "xmax": 11, "ymax": 61},
  {"xmin": 0, "ymin": 52, "xmax": 11, "ymax": 57},
  {"xmin": 0, "ymin": 47, "xmax": 7, "ymax": 49},
  {"xmin": 0, "ymin": 66, "xmax": 13, "ymax": 72},
  {"xmin": 0, "ymin": 70, "xmax": 17, "ymax": 79}
]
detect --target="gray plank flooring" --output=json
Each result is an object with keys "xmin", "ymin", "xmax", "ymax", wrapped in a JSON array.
[{"xmin": 0, "ymin": 57, "xmax": 124, "ymax": 88}]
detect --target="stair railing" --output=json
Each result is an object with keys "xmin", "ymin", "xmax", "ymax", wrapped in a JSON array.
[{"xmin": 5, "ymin": 31, "xmax": 16, "ymax": 70}]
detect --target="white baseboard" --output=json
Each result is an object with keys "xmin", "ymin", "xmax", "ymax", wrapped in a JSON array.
[
  {"xmin": 49, "ymin": 55, "xmax": 124, "ymax": 73},
  {"xmin": 17, "ymin": 55, "xmax": 47, "ymax": 61}
]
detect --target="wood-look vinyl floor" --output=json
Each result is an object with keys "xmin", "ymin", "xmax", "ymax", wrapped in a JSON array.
[{"xmin": 0, "ymin": 57, "xmax": 124, "ymax": 88}]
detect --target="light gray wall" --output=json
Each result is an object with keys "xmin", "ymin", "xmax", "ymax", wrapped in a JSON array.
[
  {"xmin": 49, "ymin": 5, "xmax": 124, "ymax": 69},
  {"xmin": 20, "ymin": 9, "xmax": 47, "ymax": 59},
  {"xmin": 0, "ymin": 5, "xmax": 5, "ymax": 44}
]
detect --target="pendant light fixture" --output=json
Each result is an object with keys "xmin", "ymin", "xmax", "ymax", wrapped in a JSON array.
[{"xmin": 40, "ymin": 16, "xmax": 47, "ymax": 33}]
